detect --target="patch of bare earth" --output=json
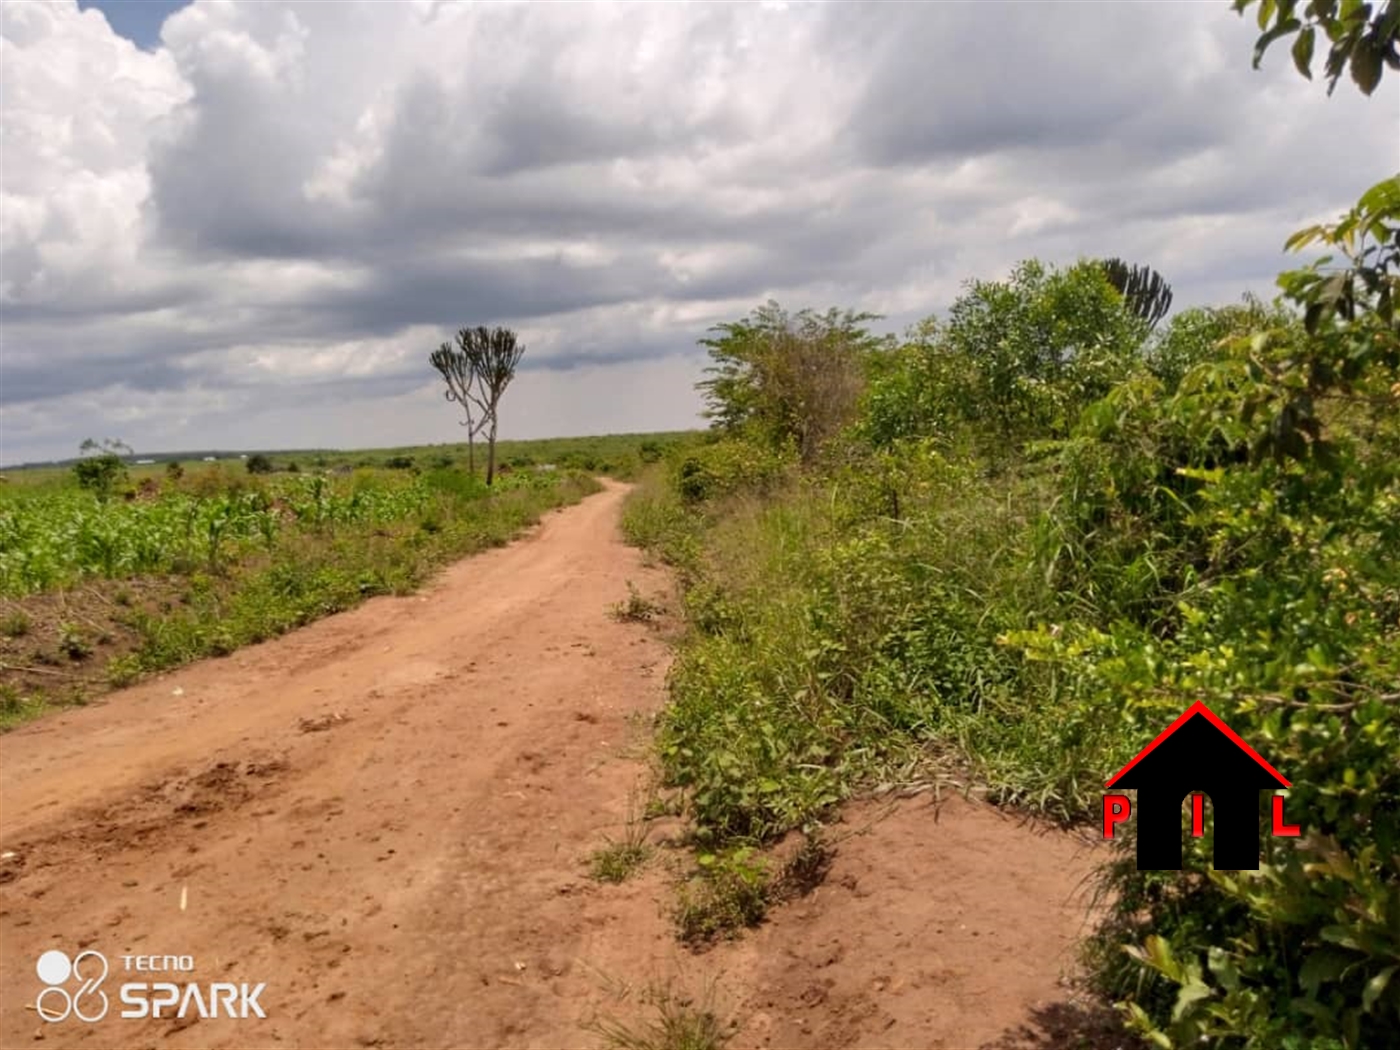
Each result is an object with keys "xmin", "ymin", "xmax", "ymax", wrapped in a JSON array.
[{"xmin": 0, "ymin": 482, "xmax": 1126, "ymax": 1049}]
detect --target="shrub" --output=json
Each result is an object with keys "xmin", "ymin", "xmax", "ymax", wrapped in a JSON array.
[
  {"xmin": 72, "ymin": 439, "xmax": 130, "ymax": 500},
  {"xmin": 669, "ymin": 438, "xmax": 792, "ymax": 506}
]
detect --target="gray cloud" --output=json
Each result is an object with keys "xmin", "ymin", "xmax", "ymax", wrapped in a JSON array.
[{"xmin": 2, "ymin": 0, "xmax": 1397, "ymax": 465}]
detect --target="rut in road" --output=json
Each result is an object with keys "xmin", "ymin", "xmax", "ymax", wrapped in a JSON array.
[{"xmin": 0, "ymin": 481, "xmax": 1107, "ymax": 1050}]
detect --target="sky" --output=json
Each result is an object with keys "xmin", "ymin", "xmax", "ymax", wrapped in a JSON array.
[{"xmin": 2, "ymin": 1, "xmax": 1397, "ymax": 465}]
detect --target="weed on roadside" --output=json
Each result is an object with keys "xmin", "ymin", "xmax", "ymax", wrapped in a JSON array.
[
  {"xmin": 610, "ymin": 582, "xmax": 664, "ymax": 625},
  {"xmin": 589, "ymin": 785, "xmax": 655, "ymax": 884},
  {"xmin": 674, "ymin": 846, "xmax": 771, "ymax": 945},
  {"xmin": 584, "ymin": 977, "xmax": 734, "ymax": 1050},
  {"xmin": 1, "ymin": 610, "xmax": 30, "ymax": 638}
]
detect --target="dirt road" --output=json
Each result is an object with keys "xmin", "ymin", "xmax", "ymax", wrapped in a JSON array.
[{"xmin": 0, "ymin": 482, "xmax": 1108, "ymax": 1049}]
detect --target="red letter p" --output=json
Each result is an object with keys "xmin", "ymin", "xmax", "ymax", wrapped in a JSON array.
[{"xmin": 1103, "ymin": 794, "xmax": 1131, "ymax": 839}]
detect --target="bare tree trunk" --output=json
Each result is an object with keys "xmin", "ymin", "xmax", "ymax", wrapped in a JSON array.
[
  {"xmin": 485, "ymin": 417, "xmax": 499, "ymax": 486},
  {"xmin": 467, "ymin": 433, "xmax": 476, "ymax": 475}
]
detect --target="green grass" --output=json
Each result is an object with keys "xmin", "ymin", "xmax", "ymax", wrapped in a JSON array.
[
  {"xmin": 584, "ymin": 979, "xmax": 733, "ymax": 1050},
  {"xmin": 0, "ymin": 463, "xmax": 601, "ymax": 729},
  {"xmin": 1, "ymin": 431, "xmax": 698, "ymax": 487},
  {"xmin": 588, "ymin": 784, "xmax": 656, "ymax": 884},
  {"xmin": 589, "ymin": 840, "xmax": 652, "ymax": 884}
]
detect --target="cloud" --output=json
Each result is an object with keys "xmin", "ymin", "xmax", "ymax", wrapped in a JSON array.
[{"xmin": 2, "ymin": 0, "xmax": 1396, "ymax": 464}]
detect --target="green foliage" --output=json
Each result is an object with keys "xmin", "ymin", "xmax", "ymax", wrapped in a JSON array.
[
  {"xmin": 675, "ymin": 847, "xmax": 773, "ymax": 943},
  {"xmin": 1234, "ymin": 0, "xmax": 1400, "ymax": 95},
  {"xmin": 1, "ymin": 610, "xmax": 30, "ymax": 637},
  {"xmin": 620, "ymin": 472, "xmax": 703, "ymax": 576},
  {"xmin": 1145, "ymin": 296, "xmax": 1295, "ymax": 393},
  {"xmin": 698, "ymin": 301, "xmax": 888, "ymax": 462},
  {"xmin": 858, "ymin": 260, "xmax": 1151, "ymax": 454},
  {"xmin": 856, "ymin": 318, "xmax": 978, "ymax": 451},
  {"xmin": 626, "ymin": 167, "xmax": 1399, "ymax": 1049},
  {"xmin": 611, "ymin": 581, "xmax": 664, "ymax": 624},
  {"xmin": 86, "ymin": 472, "xmax": 600, "ymax": 689},
  {"xmin": 245, "ymin": 454, "xmax": 274, "ymax": 475},
  {"xmin": 584, "ymin": 979, "xmax": 733, "ymax": 1050},
  {"xmin": 1017, "ymin": 178, "xmax": 1400, "ymax": 1048},
  {"xmin": 71, "ymin": 439, "xmax": 131, "ymax": 501},
  {"xmin": 945, "ymin": 259, "xmax": 1151, "ymax": 443},
  {"xmin": 57, "ymin": 623, "xmax": 91, "ymax": 661},
  {"xmin": 588, "ymin": 840, "xmax": 651, "ymax": 884},
  {"xmin": 669, "ymin": 438, "xmax": 793, "ymax": 507}
]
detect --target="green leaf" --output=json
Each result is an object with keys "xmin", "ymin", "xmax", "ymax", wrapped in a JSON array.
[
  {"xmin": 1358, "ymin": 175, "xmax": 1400, "ymax": 215},
  {"xmin": 1299, "ymin": 948, "xmax": 1353, "ymax": 996},
  {"xmin": 1350, "ymin": 39, "xmax": 1383, "ymax": 94},
  {"xmin": 1207, "ymin": 946, "xmax": 1241, "ymax": 991},
  {"xmin": 1284, "ymin": 224, "xmax": 1326, "ymax": 252},
  {"xmin": 1292, "ymin": 25, "xmax": 1316, "ymax": 77},
  {"xmin": 1253, "ymin": 17, "xmax": 1303, "ymax": 66},
  {"xmin": 1320, "ymin": 925, "xmax": 1363, "ymax": 951},
  {"xmin": 1172, "ymin": 980, "xmax": 1214, "ymax": 1023},
  {"xmin": 1363, "ymin": 966, "xmax": 1396, "ymax": 1013}
]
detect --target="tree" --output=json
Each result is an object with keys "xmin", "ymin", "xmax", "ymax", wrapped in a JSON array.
[
  {"xmin": 429, "ymin": 326, "xmax": 525, "ymax": 486},
  {"xmin": 698, "ymin": 301, "xmax": 886, "ymax": 463},
  {"xmin": 941, "ymin": 259, "xmax": 1151, "ymax": 442},
  {"xmin": 1234, "ymin": 0, "xmax": 1400, "ymax": 95},
  {"xmin": 1100, "ymin": 258, "xmax": 1174, "ymax": 330},
  {"xmin": 246, "ymin": 454, "xmax": 274, "ymax": 475},
  {"xmin": 72, "ymin": 438, "xmax": 131, "ymax": 500}
]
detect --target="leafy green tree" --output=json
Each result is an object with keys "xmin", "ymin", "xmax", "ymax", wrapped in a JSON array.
[
  {"xmin": 1145, "ymin": 295, "xmax": 1296, "ymax": 393},
  {"xmin": 72, "ymin": 438, "xmax": 131, "ymax": 500},
  {"xmin": 430, "ymin": 326, "xmax": 525, "ymax": 486},
  {"xmin": 944, "ymin": 259, "xmax": 1151, "ymax": 443},
  {"xmin": 245, "ymin": 454, "xmax": 274, "ymax": 475},
  {"xmin": 698, "ymin": 301, "xmax": 887, "ymax": 463}
]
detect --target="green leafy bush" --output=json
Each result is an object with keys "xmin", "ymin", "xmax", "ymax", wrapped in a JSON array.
[
  {"xmin": 669, "ymin": 438, "xmax": 793, "ymax": 506},
  {"xmin": 624, "ymin": 175, "xmax": 1400, "ymax": 1048}
]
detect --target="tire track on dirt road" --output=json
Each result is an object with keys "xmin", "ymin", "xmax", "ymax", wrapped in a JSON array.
[{"xmin": 1, "ymin": 480, "xmax": 1108, "ymax": 1050}]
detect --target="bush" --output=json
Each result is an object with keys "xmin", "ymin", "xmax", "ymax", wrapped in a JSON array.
[
  {"xmin": 626, "ymin": 211, "xmax": 1399, "ymax": 1048},
  {"xmin": 246, "ymin": 454, "xmax": 274, "ymax": 475},
  {"xmin": 72, "ymin": 439, "xmax": 130, "ymax": 500},
  {"xmin": 669, "ymin": 438, "xmax": 792, "ymax": 506}
]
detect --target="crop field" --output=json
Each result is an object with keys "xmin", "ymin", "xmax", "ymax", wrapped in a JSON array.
[{"xmin": 0, "ymin": 431, "xmax": 694, "ymax": 728}]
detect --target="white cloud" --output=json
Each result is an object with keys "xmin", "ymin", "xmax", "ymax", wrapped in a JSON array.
[{"xmin": 1, "ymin": 0, "xmax": 1396, "ymax": 463}]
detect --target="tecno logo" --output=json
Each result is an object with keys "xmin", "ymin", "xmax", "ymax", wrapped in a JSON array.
[
  {"xmin": 36, "ymin": 949, "xmax": 110, "ymax": 1023},
  {"xmin": 34, "ymin": 949, "xmax": 266, "ymax": 1023}
]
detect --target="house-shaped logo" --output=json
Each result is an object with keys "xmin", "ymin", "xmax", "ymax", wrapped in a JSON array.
[{"xmin": 1102, "ymin": 701, "xmax": 1300, "ymax": 870}]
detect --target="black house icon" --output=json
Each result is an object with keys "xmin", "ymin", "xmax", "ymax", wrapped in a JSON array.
[{"xmin": 1106, "ymin": 701, "xmax": 1290, "ymax": 870}]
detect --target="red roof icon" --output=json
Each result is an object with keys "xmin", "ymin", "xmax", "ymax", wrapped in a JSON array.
[{"xmin": 1105, "ymin": 701, "xmax": 1290, "ymax": 790}]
